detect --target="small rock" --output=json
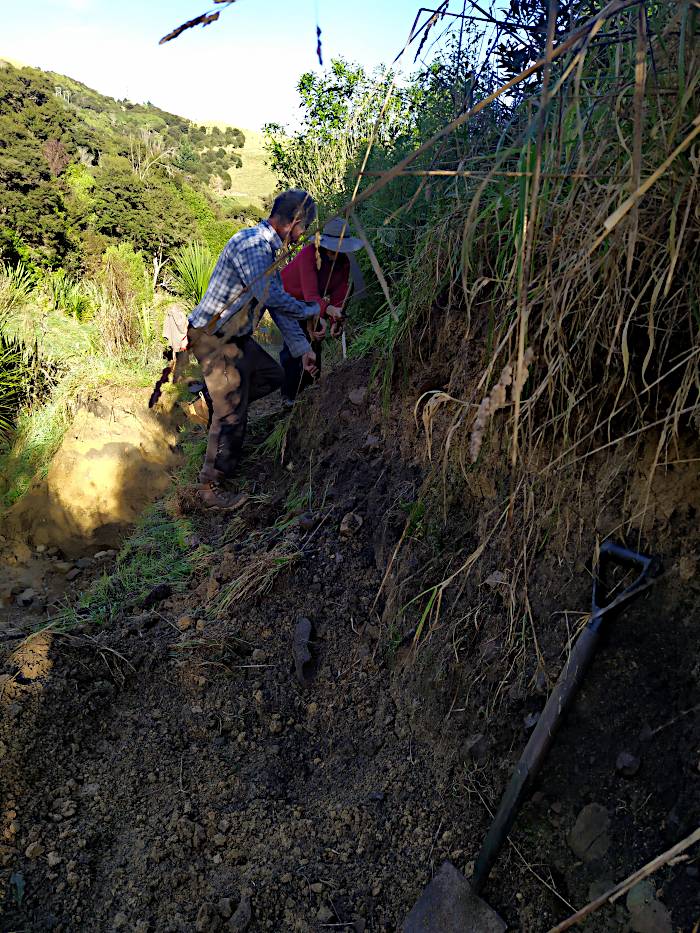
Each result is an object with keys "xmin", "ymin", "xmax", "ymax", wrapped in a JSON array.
[
  {"xmin": 16, "ymin": 588, "xmax": 36, "ymax": 607},
  {"xmin": 213, "ymin": 833, "xmax": 227, "ymax": 847},
  {"xmin": 54, "ymin": 561, "xmax": 74, "ymax": 574},
  {"xmin": 348, "ymin": 386, "xmax": 367, "ymax": 406},
  {"xmin": 25, "ymin": 841, "xmax": 44, "ymax": 859},
  {"xmin": 298, "ymin": 512, "xmax": 317, "ymax": 532},
  {"xmin": 142, "ymin": 583, "xmax": 172, "ymax": 609},
  {"xmin": 616, "ymin": 751, "xmax": 641, "ymax": 777},
  {"xmin": 47, "ymin": 851, "xmax": 62, "ymax": 868},
  {"xmin": 461, "ymin": 733, "xmax": 489, "ymax": 761},
  {"xmin": 627, "ymin": 881, "xmax": 672, "ymax": 933},
  {"xmin": 310, "ymin": 882, "xmax": 324, "ymax": 894},
  {"xmin": 484, "ymin": 570, "xmax": 508, "ymax": 587},
  {"xmin": 251, "ymin": 648, "xmax": 266, "ymax": 662},
  {"xmin": 227, "ymin": 894, "xmax": 252, "ymax": 932},
  {"xmin": 75, "ymin": 557, "xmax": 94, "ymax": 569},
  {"xmin": 363, "ymin": 434, "xmax": 381, "ymax": 450},
  {"xmin": 36, "ymin": 544, "xmax": 47, "ymax": 554},
  {"xmin": 523, "ymin": 711, "xmax": 540, "ymax": 730},
  {"xmin": 93, "ymin": 550, "xmax": 111, "ymax": 560},
  {"xmin": 269, "ymin": 718, "xmax": 283, "ymax": 735},
  {"xmin": 678, "ymin": 555, "xmax": 696, "ymax": 582},
  {"xmin": 218, "ymin": 897, "xmax": 234, "ymax": 919},
  {"xmin": 113, "ymin": 913, "xmax": 128, "ymax": 930},
  {"xmin": 317, "ymin": 905, "xmax": 334, "ymax": 923},
  {"xmin": 65, "ymin": 568, "xmax": 82, "ymax": 582},
  {"xmin": 293, "ymin": 617, "xmax": 317, "ymax": 686},
  {"xmin": 568, "ymin": 803, "xmax": 610, "ymax": 861},
  {"xmin": 177, "ymin": 615, "xmax": 194, "ymax": 632},
  {"xmin": 340, "ymin": 512, "xmax": 363, "ymax": 537}
]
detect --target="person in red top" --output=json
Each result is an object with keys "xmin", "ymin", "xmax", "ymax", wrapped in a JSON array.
[{"xmin": 279, "ymin": 216, "xmax": 363, "ymax": 404}]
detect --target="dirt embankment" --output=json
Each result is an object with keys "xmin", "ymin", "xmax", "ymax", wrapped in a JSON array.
[
  {"xmin": 0, "ymin": 386, "xmax": 183, "ymax": 626},
  {"xmin": 0, "ymin": 360, "xmax": 698, "ymax": 932}
]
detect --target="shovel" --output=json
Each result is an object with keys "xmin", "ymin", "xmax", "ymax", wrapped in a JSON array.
[{"xmin": 403, "ymin": 540, "xmax": 661, "ymax": 933}]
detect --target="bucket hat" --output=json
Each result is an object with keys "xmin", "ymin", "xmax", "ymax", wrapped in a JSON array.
[{"xmin": 319, "ymin": 217, "xmax": 364, "ymax": 253}]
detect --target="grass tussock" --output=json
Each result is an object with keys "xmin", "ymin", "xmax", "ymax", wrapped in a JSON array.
[
  {"xmin": 54, "ymin": 502, "xmax": 195, "ymax": 628},
  {"xmin": 347, "ymin": 1, "xmax": 699, "ymax": 656}
]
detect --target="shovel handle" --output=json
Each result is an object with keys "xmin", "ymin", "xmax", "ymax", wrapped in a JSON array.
[
  {"xmin": 472, "ymin": 540, "xmax": 660, "ymax": 894},
  {"xmin": 472, "ymin": 624, "xmax": 600, "ymax": 893}
]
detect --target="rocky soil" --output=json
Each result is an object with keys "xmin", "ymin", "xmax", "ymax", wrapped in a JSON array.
[{"xmin": 1, "ymin": 361, "xmax": 698, "ymax": 932}]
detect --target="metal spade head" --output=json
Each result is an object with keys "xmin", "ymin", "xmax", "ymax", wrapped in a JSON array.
[{"xmin": 402, "ymin": 862, "xmax": 506, "ymax": 933}]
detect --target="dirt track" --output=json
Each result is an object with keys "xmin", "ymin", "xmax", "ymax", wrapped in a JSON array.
[{"xmin": 1, "ymin": 361, "xmax": 699, "ymax": 931}]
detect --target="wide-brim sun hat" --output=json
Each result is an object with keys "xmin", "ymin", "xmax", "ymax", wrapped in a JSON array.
[{"xmin": 318, "ymin": 217, "xmax": 364, "ymax": 253}]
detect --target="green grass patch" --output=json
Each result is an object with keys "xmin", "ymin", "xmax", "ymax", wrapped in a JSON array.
[{"xmin": 55, "ymin": 503, "xmax": 195, "ymax": 628}]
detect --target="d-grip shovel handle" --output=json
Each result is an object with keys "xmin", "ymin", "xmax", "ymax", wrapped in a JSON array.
[
  {"xmin": 591, "ymin": 540, "xmax": 661, "ymax": 629},
  {"xmin": 471, "ymin": 541, "xmax": 660, "ymax": 895}
]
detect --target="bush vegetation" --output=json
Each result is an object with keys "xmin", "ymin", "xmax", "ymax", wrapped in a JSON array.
[
  {"xmin": 265, "ymin": 1, "xmax": 699, "ymax": 645},
  {"xmin": 0, "ymin": 60, "xmax": 269, "ymax": 509}
]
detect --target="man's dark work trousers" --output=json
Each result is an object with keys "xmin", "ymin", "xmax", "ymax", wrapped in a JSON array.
[
  {"xmin": 189, "ymin": 328, "xmax": 283, "ymax": 483},
  {"xmin": 280, "ymin": 326, "xmax": 322, "ymax": 401}
]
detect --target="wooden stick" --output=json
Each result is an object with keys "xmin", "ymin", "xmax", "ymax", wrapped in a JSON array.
[{"xmin": 548, "ymin": 826, "xmax": 700, "ymax": 932}]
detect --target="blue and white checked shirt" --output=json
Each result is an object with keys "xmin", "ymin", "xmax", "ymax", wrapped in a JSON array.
[{"xmin": 188, "ymin": 220, "xmax": 319, "ymax": 357}]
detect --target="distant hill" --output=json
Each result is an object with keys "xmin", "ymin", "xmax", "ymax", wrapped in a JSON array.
[
  {"xmin": 0, "ymin": 57, "xmax": 279, "ymax": 266},
  {"xmin": 0, "ymin": 55, "xmax": 277, "ymax": 211}
]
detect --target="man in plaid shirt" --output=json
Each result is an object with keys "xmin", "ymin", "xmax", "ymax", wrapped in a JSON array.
[{"xmin": 187, "ymin": 189, "xmax": 319, "ymax": 509}]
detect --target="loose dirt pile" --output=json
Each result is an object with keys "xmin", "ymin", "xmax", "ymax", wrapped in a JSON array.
[{"xmin": 1, "ymin": 361, "xmax": 698, "ymax": 932}]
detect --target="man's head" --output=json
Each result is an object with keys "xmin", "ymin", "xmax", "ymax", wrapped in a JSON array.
[{"xmin": 269, "ymin": 189, "xmax": 317, "ymax": 244}]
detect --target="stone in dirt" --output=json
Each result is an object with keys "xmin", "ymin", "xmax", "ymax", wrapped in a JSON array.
[
  {"xmin": 348, "ymin": 386, "xmax": 367, "ymax": 406},
  {"xmin": 177, "ymin": 615, "xmax": 195, "ymax": 632},
  {"xmin": 227, "ymin": 894, "xmax": 252, "ymax": 931},
  {"xmin": 298, "ymin": 511, "xmax": 318, "ymax": 531},
  {"xmin": 25, "ymin": 841, "xmax": 44, "ymax": 859},
  {"xmin": 65, "ymin": 568, "xmax": 82, "ymax": 581},
  {"xmin": 626, "ymin": 881, "xmax": 672, "ymax": 933},
  {"xmin": 568, "ymin": 803, "xmax": 610, "ymax": 861},
  {"xmin": 293, "ymin": 617, "xmax": 318, "ymax": 686},
  {"xmin": 340, "ymin": 512, "xmax": 363, "ymax": 537},
  {"xmin": 402, "ymin": 861, "xmax": 506, "ymax": 933},
  {"xmin": 53, "ymin": 561, "xmax": 74, "ymax": 574},
  {"xmin": 141, "ymin": 583, "xmax": 173, "ymax": 609},
  {"xmin": 616, "ymin": 751, "xmax": 641, "ymax": 777},
  {"xmin": 16, "ymin": 588, "xmax": 36, "ymax": 607}
]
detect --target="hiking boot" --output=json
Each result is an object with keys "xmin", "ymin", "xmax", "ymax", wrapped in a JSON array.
[{"xmin": 197, "ymin": 482, "xmax": 249, "ymax": 511}]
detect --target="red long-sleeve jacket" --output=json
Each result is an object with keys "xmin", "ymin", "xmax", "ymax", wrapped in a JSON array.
[{"xmin": 281, "ymin": 244, "xmax": 350, "ymax": 318}]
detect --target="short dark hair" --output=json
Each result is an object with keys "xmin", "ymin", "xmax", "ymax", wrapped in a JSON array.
[{"xmin": 270, "ymin": 188, "xmax": 317, "ymax": 227}]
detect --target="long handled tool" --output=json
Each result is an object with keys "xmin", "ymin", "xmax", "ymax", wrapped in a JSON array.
[{"xmin": 403, "ymin": 540, "xmax": 662, "ymax": 933}]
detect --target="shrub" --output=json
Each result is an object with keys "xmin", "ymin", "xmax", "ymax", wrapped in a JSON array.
[{"xmin": 168, "ymin": 241, "xmax": 215, "ymax": 308}]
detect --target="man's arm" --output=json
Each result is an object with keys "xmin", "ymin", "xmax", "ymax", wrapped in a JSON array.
[
  {"xmin": 269, "ymin": 311, "xmax": 311, "ymax": 358},
  {"xmin": 236, "ymin": 243, "xmax": 319, "ymax": 321}
]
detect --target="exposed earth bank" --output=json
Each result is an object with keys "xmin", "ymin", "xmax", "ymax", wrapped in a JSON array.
[{"xmin": 1, "ymin": 361, "xmax": 698, "ymax": 932}]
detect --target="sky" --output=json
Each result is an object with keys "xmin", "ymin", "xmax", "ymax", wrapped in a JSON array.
[{"xmin": 0, "ymin": 0, "xmax": 447, "ymax": 130}]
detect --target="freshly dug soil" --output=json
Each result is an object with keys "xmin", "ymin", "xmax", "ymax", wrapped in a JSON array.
[{"xmin": 1, "ymin": 361, "xmax": 698, "ymax": 932}]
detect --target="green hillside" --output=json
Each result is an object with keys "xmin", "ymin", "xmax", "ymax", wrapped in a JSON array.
[{"xmin": 0, "ymin": 57, "xmax": 278, "ymax": 268}]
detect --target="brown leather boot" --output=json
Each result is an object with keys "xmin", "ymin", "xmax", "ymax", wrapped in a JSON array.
[{"xmin": 197, "ymin": 482, "xmax": 249, "ymax": 511}]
